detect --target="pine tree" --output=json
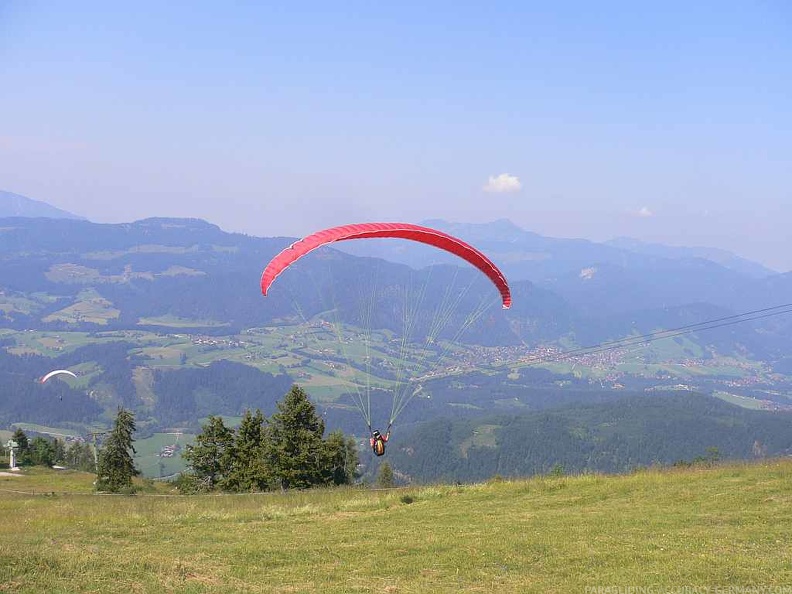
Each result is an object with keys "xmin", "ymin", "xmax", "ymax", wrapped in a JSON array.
[
  {"xmin": 323, "ymin": 430, "xmax": 360, "ymax": 486},
  {"xmin": 64, "ymin": 441, "xmax": 95, "ymax": 472},
  {"xmin": 96, "ymin": 408, "xmax": 139, "ymax": 493},
  {"xmin": 11, "ymin": 428, "xmax": 30, "ymax": 466},
  {"xmin": 183, "ymin": 415, "xmax": 235, "ymax": 491},
  {"xmin": 28, "ymin": 437, "xmax": 56, "ymax": 467},
  {"xmin": 376, "ymin": 461, "xmax": 395, "ymax": 488},
  {"xmin": 267, "ymin": 385, "xmax": 327, "ymax": 489},
  {"xmin": 11, "ymin": 428, "xmax": 28, "ymax": 451},
  {"xmin": 53, "ymin": 439, "xmax": 66, "ymax": 465},
  {"xmin": 224, "ymin": 409, "xmax": 271, "ymax": 492}
]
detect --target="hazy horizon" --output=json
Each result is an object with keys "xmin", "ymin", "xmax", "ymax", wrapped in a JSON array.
[{"xmin": 1, "ymin": 2, "xmax": 790, "ymax": 270}]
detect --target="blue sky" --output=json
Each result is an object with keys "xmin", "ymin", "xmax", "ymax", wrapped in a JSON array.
[{"xmin": 1, "ymin": 1, "xmax": 790, "ymax": 269}]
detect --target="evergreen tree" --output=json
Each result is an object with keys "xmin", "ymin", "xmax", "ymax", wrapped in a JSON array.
[
  {"xmin": 183, "ymin": 415, "xmax": 235, "ymax": 491},
  {"xmin": 177, "ymin": 385, "xmax": 361, "ymax": 494},
  {"xmin": 53, "ymin": 439, "xmax": 66, "ymax": 465},
  {"xmin": 224, "ymin": 409, "xmax": 271, "ymax": 492},
  {"xmin": 376, "ymin": 461, "xmax": 395, "ymax": 488},
  {"xmin": 64, "ymin": 441, "xmax": 96, "ymax": 472},
  {"xmin": 96, "ymin": 408, "xmax": 139, "ymax": 493},
  {"xmin": 323, "ymin": 430, "xmax": 359, "ymax": 486},
  {"xmin": 267, "ymin": 385, "xmax": 327, "ymax": 489},
  {"xmin": 11, "ymin": 428, "xmax": 28, "ymax": 450},
  {"xmin": 11, "ymin": 428, "xmax": 30, "ymax": 465},
  {"xmin": 28, "ymin": 437, "xmax": 56, "ymax": 467}
]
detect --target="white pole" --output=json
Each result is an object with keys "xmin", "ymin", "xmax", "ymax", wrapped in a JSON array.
[{"xmin": 5, "ymin": 440, "xmax": 19, "ymax": 471}]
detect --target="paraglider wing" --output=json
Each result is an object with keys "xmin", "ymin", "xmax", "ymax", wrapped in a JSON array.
[
  {"xmin": 260, "ymin": 222, "xmax": 511, "ymax": 308},
  {"xmin": 40, "ymin": 369, "xmax": 78, "ymax": 384}
]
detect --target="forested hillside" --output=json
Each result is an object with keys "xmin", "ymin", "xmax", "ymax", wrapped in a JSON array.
[{"xmin": 386, "ymin": 392, "xmax": 792, "ymax": 482}]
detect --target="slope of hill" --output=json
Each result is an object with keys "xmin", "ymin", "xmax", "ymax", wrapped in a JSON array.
[
  {"xmin": 2, "ymin": 215, "xmax": 789, "ymax": 350},
  {"xmin": 336, "ymin": 218, "xmax": 792, "ymax": 328},
  {"xmin": 387, "ymin": 392, "xmax": 792, "ymax": 482},
  {"xmin": 0, "ymin": 190, "xmax": 86, "ymax": 220},
  {"xmin": 2, "ymin": 460, "xmax": 790, "ymax": 591},
  {"xmin": 606, "ymin": 235, "xmax": 776, "ymax": 277},
  {"xmin": 0, "ymin": 216, "xmax": 563, "ymax": 344},
  {"xmin": 338, "ymin": 217, "xmax": 775, "ymax": 282}
]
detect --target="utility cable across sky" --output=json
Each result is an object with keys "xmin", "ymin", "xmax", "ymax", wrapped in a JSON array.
[{"xmin": 523, "ymin": 303, "xmax": 792, "ymax": 366}]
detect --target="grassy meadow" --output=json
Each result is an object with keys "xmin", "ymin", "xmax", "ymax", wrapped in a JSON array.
[{"xmin": 1, "ymin": 460, "xmax": 791, "ymax": 593}]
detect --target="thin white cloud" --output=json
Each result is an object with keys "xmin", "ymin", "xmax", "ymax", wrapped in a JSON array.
[{"xmin": 483, "ymin": 173, "xmax": 522, "ymax": 193}]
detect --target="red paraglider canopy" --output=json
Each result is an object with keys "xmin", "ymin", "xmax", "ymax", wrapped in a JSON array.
[{"xmin": 260, "ymin": 222, "xmax": 511, "ymax": 308}]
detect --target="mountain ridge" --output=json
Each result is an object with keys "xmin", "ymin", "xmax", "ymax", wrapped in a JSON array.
[
  {"xmin": 0, "ymin": 190, "xmax": 87, "ymax": 221},
  {"xmin": 2, "ymin": 189, "xmax": 774, "ymax": 277},
  {"xmin": 1, "ymin": 215, "xmax": 790, "ymax": 352}
]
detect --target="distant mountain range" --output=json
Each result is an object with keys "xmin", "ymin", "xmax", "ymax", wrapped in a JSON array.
[
  {"xmin": 2, "ymin": 192, "xmax": 792, "ymax": 479},
  {"xmin": 0, "ymin": 190, "xmax": 86, "ymax": 220},
  {"xmin": 1, "ymin": 197, "xmax": 791, "ymax": 357},
  {"xmin": 604, "ymin": 236, "xmax": 775, "ymax": 278},
  {"xmin": 338, "ymin": 217, "xmax": 777, "ymax": 282},
  {"xmin": 336, "ymin": 217, "xmax": 792, "ymax": 347}
]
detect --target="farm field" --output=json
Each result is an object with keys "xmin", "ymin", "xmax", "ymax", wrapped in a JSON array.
[
  {"xmin": 2, "ymin": 325, "xmax": 778, "ymax": 397},
  {"xmin": 133, "ymin": 432, "xmax": 196, "ymax": 478}
]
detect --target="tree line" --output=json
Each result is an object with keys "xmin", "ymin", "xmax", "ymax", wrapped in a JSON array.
[
  {"xmin": 4, "ymin": 427, "xmax": 95, "ymax": 471},
  {"xmin": 4, "ymin": 384, "xmax": 360, "ymax": 495},
  {"xmin": 386, "ymin": 392, "xmax": 792, "ymax": 483},
  {"xmin": 178, "ymin": 385, "xmax": 358, "ymax": 492}
]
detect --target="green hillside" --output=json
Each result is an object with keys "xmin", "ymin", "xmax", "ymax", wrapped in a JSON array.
[
  {"xmin": 1, "ymin": 460, "xmax": 790, "ymax": 592},
  {"xmin": 388, "ymin": 391, "xmax": 792, "ymax": 483}
]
